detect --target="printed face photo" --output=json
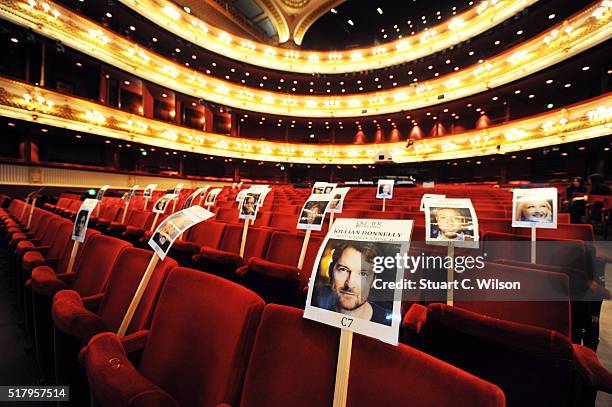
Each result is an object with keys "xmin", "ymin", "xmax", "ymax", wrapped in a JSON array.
[
  {"xmin": 299, "ymin": 201, "xmax": 326, "ymax": 225},
  {"xmin": 329, "ymin": 194, "xmax": 342, "ymax": 210},
  {"xmin": 152, "ymin": 221, "xmax": 180, "ymax": 254},
  {"xmin": 241, "ymin": 195, "xmax": 258, "ymax": 216},
  {"xmin": 379, "ymin": 184, "xmax": 392, "ymax": 196},
  {"xmin": 515, "ymin": 199, "xmax": 553, "ymax": 223},
  {"xmin": 324, "ymin": 186, "xmax": 335, "ymax": 194},
  {"xmin": 430, "ymin": 207, "xmax": 475, "ymax": 241},
  {"xmin": 313, "ymin": 187, "xmax": 325, "ymax": 194},
  {"xmin": 73, "ymin": 210, "xmax": 88, "ymax": 239},
  {"xmin": 155, "ymin": 198, "xmax": 169, "ymax": 211},
  {"xmin": 311, "ymin": 239, "xmax": 401, "ymax": 327}
]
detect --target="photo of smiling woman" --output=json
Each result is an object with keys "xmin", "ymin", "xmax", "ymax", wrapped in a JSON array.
[
  {"xmin": 512, "ymin": 188, "xmax": 558, "ymax": 228},
  {"xmin": 311, "ymin": 239, "xmax": 402, "ymax": 327}
]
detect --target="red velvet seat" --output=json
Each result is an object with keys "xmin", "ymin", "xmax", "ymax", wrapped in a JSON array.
[
  {"xmin": 265, "ymin": 214, "xmax": 299, "ymax": 231},
  {"xmin": 216, "ymin": 207, "xmax": 239, "ymax": 223},
  {"xmin": 168, "ymin": 221, "xmax": 226, "ymax": 266},
  {"xmin": 415, "ymin": 303, "xmax": 611, "ymax": 406},
  {"xmin": 83, "ymin": 267, "xmax": 265, "ymax": 407},
  {"xmin": 196, "ymin": 224, "xmax": 271, "ymax": 281},
  {"xmin": 234, "ymin": 304, "xmax": 505, "ymax": 407},
  {"xmin": 29, "ymin": 234, "xmax": 132, "ymax": 382},
  {"xmin": 236, "ymin": 231, "xmax": 323, "ymax": 306},
  {"xmin": 52, "ymin": 248, "xmax": 178, "ymax": 403}
]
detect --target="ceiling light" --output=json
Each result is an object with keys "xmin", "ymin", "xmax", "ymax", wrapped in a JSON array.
[
  {"xmin": 152, "ymin": 37, "xmax": 157, "ymax": 42},
  {"xmin": 548, "ymin": 14, "xmax": 556, "ymax": 19},
  {"xmin": 175, "ymin": 48, "xmax": 180, "ymax": 53},
  {"xmin": 494, "ymin": 40, "xmax": 501, "ymax": 45},
  {"xmin": 564, "ymin": 83, "xmax": 572, "ymax": 88},
  {"xmin": 331, "ymin": 8, "xmax": 337, "ymax": 14},
  {"xmin": 129, "ymin": 26, "xmax": 135, "ymax": 31},
  {"xmin": 546, "ymin": 79, "xmax": 553, "ymax": 84},
  {"xmin": 10, "ymin": 38, "xmax": 18, "ymax": 43},
  {"xmin": 582, "ymin": 66, "xmax": 590, "ymax": 71},
  {"xmin": 516, "ymin": 30, "xmax": 523, "ymax": 35},
  {"xmin": 547, "ymin": 103, "xmax": 554, "ymax": 109},
  {"xmin": 528, "ymin": 94, "xmax": 535, "ymax": 98},
  {"xmin": 377, "ymin": 8, "xmax": 383, "ymax": 14},
  {"xmin": 105, "ymin": 12, "xmax": 112, "ymax": 18},
  {"xmin": 347, "ymin": 19, "xmax": 354, "ymax": 26}
]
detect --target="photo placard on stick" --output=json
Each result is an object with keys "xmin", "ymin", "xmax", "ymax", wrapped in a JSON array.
[
  {"xmin": 143, "ymin": 184, "xmax": 157, "ymax": 199},
  {"xmin": 511, "ymin": 188, "xmax": 558, "ymax": 229},
  {"xmin": 328, "ymin": 187, "xmax": 350, "ymax": 214},
  {"xmin": 148, "ymin": 206, "xmax": 215, "ymax": 260},
  {"xmin": 153, "ymin": 193, "xmax": 178, "ymax": 214},
  {"xmin": 424, "ymin": 198, "xmax": 479, "ymax": 248},
  {"xmin": 304, "ymin": 218, "xmax": 413, "ymax": 344},
  {"xmin": 297, "ymin": 194, "xmax": 333, "ymax": 231},
  {"xmin": 96, "ymin": 184, "xmax": 110, "ymax": 201},
  {"xmin": 312, "ymin": 182, "xmax": 337, "ymax": 195},
  {"xmin": 419, "ymin": 194, "xmax": 446, "ymax": 211},
  {"xmin": 173, "ymin": 183, "xmax": 184, "ymax": 196},
  {"xmin": 184, "ymin": 186, "xmax": 209, "ymax": 209},
  {"xmin": 204, "ymin": 188, "xmax": 222, "ymax": 206},
  {"xmin": 376, "ymin": 180, "xmax": 394, "ymax": 199},
  {"xmin": 124, "ymin": 185, "xmax": 139, "ymax": 205},
  {"xmin": 239, "ymin": 191, "xmax": 261, "ymax": 220},
  {"xmin": 72, "ymin": 199, "xmax": 98, "ymax": 242}
]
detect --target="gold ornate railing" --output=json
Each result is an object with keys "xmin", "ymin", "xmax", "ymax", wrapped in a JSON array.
[{"xmin": 0, "ymin": 76, "xmax": 609, "ymax": 164}]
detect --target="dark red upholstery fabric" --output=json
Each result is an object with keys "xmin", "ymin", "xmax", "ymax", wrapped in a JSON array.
[
  {"xmin": 134, "ymin": 268, "xmax": 264, "ymax": 407},
  {"xmin": 22, "ymin": 250, "xmax": 47, "ymax": 272},
  {"xmin": 573, "ymin": 344, "xmax": 612, "ymax": 393},
  {"xmin": 84, "ymin": 333, "xmax": 179, "ymax": 407},
  {"xmin": 30, "ymin": 266, "xmax": 69, "ymax": 296},
  {"xmin": 238, "ymin": 304, "xmax": 505, "ymax": 407},
  {"xmin": 187, "ymin": 221, "xmax": 226, "ymax": 249},
  {"xmin": 70, "ymin": 235, "xmax": 132, "ymax": 297},
  {"xmin": 238, "ymin": 257, "xmax": 299, "ymax": 281},
  {"xmin": 52, "ymin": 290, "xmax": 108, "ymax": 340},
  {"xmin": 97, "ymin": 248, "xmax": 177, "ymax": 335}
]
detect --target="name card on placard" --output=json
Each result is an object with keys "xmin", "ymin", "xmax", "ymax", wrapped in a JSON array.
[
  {"xmin": 96, "ymin": 185, "xmax": 110, "ymax": 201},
  {"xmin": 419, "ymin": 194, "xmax": 446, "ymax": 211},
  {"xmin": 511, "ymin": 188, "xmax": 558, "ymax": 229},
  {"xmin": 328, "ymin": 187, "xmax": 350, "ymax": 214},
  {"xmin": 143, "ymin": 184, "xmax": 157, "ymax": 199},
  {"xmin": 124, "ymin": 185, "xmax": 139, "ymax": 205},
  {"xmin": 148, "ymin": 206, "xmax": 215, "ymax": 260},
  {"xmin": 304, "ymin": 218, "xmax": 413, "ymax": 345},
  {"xmin": 173, "ymin": 183, "xmax": 184, "ymax": 196},
  {"xmin": 239, "ymin": 191, "xmax": 262, "ymax": 220},
  {"xmin": 297, "ymin": 194, "xmax": 333, "ymax": 232},
  {"xmin": 72, "ymin": 199, "xmax": 98, "ymax": 242},
  {"xmin": 376, "ymin": 180, "xmax": 394, "ymax": 199},
  {"xmin": 312, "ymin": 182, "xmax": 337, "ymax": 195},
  {"xmin": 424, "ymin": 198, "xmax": 479, "ymax": 248},
  {"xmin": 204, "ymin": 188, "xmax": 222, "ymax": 206},
  {"xmin": 153, "ymin": 193, "xmax": 178, "ymax": 214},
  {"xmin": 183, "ymin": 186, "xmax": 209, "ymax": 209}
]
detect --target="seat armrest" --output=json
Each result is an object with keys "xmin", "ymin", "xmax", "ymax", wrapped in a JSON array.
[
  {"xmin": 82, "ymin": 293, "xmax": 105, "ymax": 311},
  {"xmin": 30, "ymin": 266, "xmax": 69, "ymax": 297},
  {"xmin": 121, "ymin": 330, "xmax": 150, "ymax": 355},
  {"xmin": 56, "ymin": 272, "xmax": 77, "ymax": 284},
  {"xmin": 573, "ymin": 344, "xmax": 612, "ymax": 393},
  {"xmin": 237, "ymin": 257, "xmax": 300, "ymax": 281},
  {"xmin": 82, "ymin": 333, "xmax": 178, "ymax": 407},
  {"xmin": 52, "ymin": 290, "xmax": 108, "ymax": 341},
  {"xmin": 107, "ymin": 223, "xmax": 127, "ymax": 233},
  {"xmin": 199, "ymin": 247, "xmax": 243, "ymax": 267},
  {"xmin": 402, "ymin": 304, "xmax": 428, "ymax": 336}
]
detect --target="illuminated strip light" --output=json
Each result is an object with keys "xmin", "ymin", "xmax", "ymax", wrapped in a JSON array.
[
  {"xmin": 3, "ymin": 1, "xmax": 609, "ymax": 118},
  {"xmin": 0, "ymin": 77, "xmax": 609, "ymax": 165},
  {"xmin": 112, "ymin": 0, "xmax": 539, "ymax": 74}
]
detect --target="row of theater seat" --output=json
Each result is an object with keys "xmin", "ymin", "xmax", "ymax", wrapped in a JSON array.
[
  {"xmin": 2, "ymin": 186, "xmax": 612, "ymax": 407},
  {"xmin": 1, "ymin": 197, "xmax": 509, "ymax": 406}
]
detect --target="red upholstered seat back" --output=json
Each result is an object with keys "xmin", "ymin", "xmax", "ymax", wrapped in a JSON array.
[
  {"xmin": 264, "ymin": 231, "xmax": 322, "ymax": 275},
  {"xmin": 44, "ymin": 220, "xmax": 73, "ymax": 262},
  {"xmin": 126, "ymin": 210, "xmax": 154, "ymax": 229},
  {"xmin": 56, "ymin": 229, "xmax": 100, "ymax": 274},
  {"xmin": 454, "ymin": 262, "xmax": 571, "ymax": 338},
  {"xmin": 188, "ymin": 221, "xmax": 226, "ymax": 249},
  {"xmin": 97, "ymin": 248, "xmax": 177, "ymax": 335},
  {"xmin": 268, "ymin": 214, "xmax": 299, "ymax": 231},
  {"xmin": 238, "ymin": 304, "xmax": 504, "ymax": 407},
  {"xmin": 253, "ymin": 211, "xmax": 272, "ymax": 227},
  {"xmin": 31, "ymin": 212, "xmax": 56, "ymax": 241},
  {"xmin": 216, "ymin": 207, "xmax": 239, "ymax": 223},
  {"xmin": 70, "ymin": 234, "xmax": 132, "ymax": 297},
  {"xmin": 516, "ymin": 223, "xmax": 595, "ymax": 242},
  {"xmin": 138, "ymin": 268, "xmax": 264, "ymax": 407},
  {"xmin": 478, "ymin": 218, "xmax": 514, "ymax": 234},
  {"xmin": 424, "ymin": 303, "xmax": 573, "ymax": 406}
]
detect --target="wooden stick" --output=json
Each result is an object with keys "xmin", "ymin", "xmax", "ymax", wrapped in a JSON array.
[
  {"xmin": 239, "ymin": 219, "xmax": 250, "ymax": 257},
  {"xmin": 447, "ymin": 243, "xmax": 454, "ymax": 306},
  {"xmin": 297, "ymin": 229, "xmax": 312, "ymax": 269},
  {"xmin": 143, "ymin": 198, "xmax": 149, "ymax": 211},
  {"xmin": 382, "ymin": 198, "xmax": 386, "ymax": 212},
  {"xmin": 120, "ymin": 203, "xmax": 129, "ymax": 224},
  {"xmin": 26, "ymin": 197, "xmax": 37, "ymax": 228},
  {"xmin": 117, "ymin": 254, "xmax": 160, "ymax": 337},
  {"xmin": 21, "ymin": 198, "xmax": 29, "ymax": 219},
  {"xmin": 150, "ymin": 212, "xmax": 160, "ymax": 232},
  {"xmin": 65, "ymin": 241, "xmax": 81, "ymax": 275},
  {"xmin": 530, "ymin": 226, "xmax": 536, "ymax": 264},
  {"xmin": 330, "ymin": 212, "xmax": 335, "ymax": 228},
  {"xmin": 172, "ymin": 198, "xmax": 178, "ymax": 213},
  {"xmin": 332, "ymin": 329, "xmax": 353, "ymax": 407}
]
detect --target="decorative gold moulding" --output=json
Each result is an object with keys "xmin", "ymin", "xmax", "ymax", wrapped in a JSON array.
[{"xmin": 0, "ymin": 77, "xmax": 609, "ymax": 165}]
